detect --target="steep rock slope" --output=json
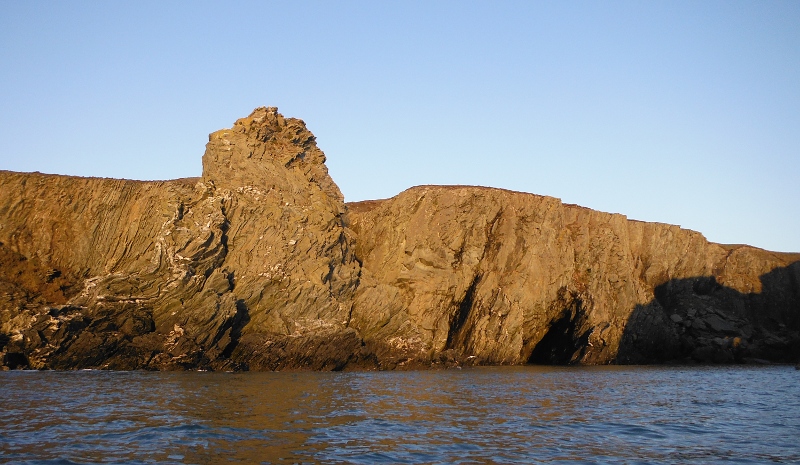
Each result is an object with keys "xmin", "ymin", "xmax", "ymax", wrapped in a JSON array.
[
  {"xmin": 348, "ymin": 187, "xmax": 800, "ymax": 367},
  {"xmin": 1, "ymin": 107, "xmax": 364, "ymax": 370},
  {"xmin": 1, "ymin": 107, "xmax": 798, "ymax": 370}
]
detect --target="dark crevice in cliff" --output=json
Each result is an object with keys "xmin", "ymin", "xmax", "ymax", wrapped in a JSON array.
[
  {"xmin": 528, "ymin": 295, "xmax": 590, "ymax": 365},
  {"xmin": 344, "ymin": 262, "xmax": 361, "ymax": 329},
  {"xmin": 212, "ymin": 199, "xmax": 232, "ymax": 284},
  {"xmin": 3, "ymin": 351, "xmax": 28, "ymax": 369},
  {"xmin": 0, "ymin": 334, "xmax": 27, "ymax": 369},
  {"xmin": 481, "ymin": 209, "xmax": 504, "ymax": 261},
  {"xmin": 445, "ymin": 274, "xmax": 481, "ymax": 350},
  {"xmin": 219, "ymin": 299, "xmax": 250, "ymax": 358},
  {"xmin": 219, "ymin": 202, "xmax": 231, "ymax": 250},
  {"xmin": 225, "ymin": 270, "xmax": 236, "ymax": 291}
]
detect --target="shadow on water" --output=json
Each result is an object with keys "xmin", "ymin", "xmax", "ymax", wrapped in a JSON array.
[{"xmin": 616, "ymin": 261, "xmax": 800, "ymax": 364}]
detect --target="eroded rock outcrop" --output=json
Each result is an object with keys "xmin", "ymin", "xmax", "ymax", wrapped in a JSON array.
[
  {"xmin": 1, "ymin": 107, "xmax": 365, "ymax": 370},
  {"xmin": 1, "ymin": 107, "xmax": 798, "ymax": 370},
  {"xmin": 348, "ymin": 188, "xmax": 800, "ymax": 367}
]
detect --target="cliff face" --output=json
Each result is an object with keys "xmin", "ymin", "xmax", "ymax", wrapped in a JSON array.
[
  {"xmin": 1, "ymin": 107, "xmax": 363, "ymax": 370},
  {"xmin": 1, "ymin": 107, "xmax": 798, "ymax": 370},
  {"xmin": 348, "ymin": 188, "xmax": 800, "ymax": 367}
]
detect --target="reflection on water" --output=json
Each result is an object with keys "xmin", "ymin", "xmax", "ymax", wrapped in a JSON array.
[{"xmin": 1, "ymin": 366, "xmax": 799, "ymax": 464}]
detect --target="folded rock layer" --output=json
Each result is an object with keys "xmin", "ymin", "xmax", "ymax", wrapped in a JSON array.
[{"xmin": 1, "ymin": 107, "xmax": 798, "ymax": 370}]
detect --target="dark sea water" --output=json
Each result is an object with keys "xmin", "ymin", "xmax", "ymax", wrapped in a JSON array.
[{"xmin": 1, "ymin": 366, "xmax": 798, "ymax": 464}]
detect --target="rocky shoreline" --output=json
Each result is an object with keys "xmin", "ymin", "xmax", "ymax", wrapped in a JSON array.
[{"xmin": 2, "ymin": 107, "xmax": 798, "ymax": 370}]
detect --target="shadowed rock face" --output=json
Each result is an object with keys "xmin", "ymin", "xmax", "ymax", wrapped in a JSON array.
[{"xmin": 1, "ymin": 107, "xmax": 798, "ymax": 370}]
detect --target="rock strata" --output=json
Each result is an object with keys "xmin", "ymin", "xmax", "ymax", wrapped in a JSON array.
[
  {"xmin": 347, "ymin": 187, "xmax": 800, "ymax": 367},
  {"xmin": 1, "ymin": 107, "xmax": 798, "ymax": 370}
]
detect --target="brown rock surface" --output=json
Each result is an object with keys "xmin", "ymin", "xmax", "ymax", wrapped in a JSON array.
[
  {"xmin": 1, "ymin": 107, "xmax": 798, "ymax": 370},
  {"xmin": 348, "ymin": 187, "xmax": 800, "ymax": 367},
  {"xmin": 1, "ymin": 107, "xmax": 362, "ymax": 370}
]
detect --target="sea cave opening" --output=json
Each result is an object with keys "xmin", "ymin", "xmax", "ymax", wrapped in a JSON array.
[{"xmin": 527, "ymin": 302, "xmax": 589, "ymax": 365}]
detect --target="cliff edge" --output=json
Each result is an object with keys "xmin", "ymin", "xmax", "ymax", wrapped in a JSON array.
[{"xmin": 1, "ymin": 108, "xmax": 798, "ymax": 370}]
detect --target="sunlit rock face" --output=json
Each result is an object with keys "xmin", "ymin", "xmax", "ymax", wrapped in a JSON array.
[
  {"xmin": 0, "ymin": 107, "xmax": 363, "ymax": 370},
  {"xmin": 1, "ymin": 107, "xmax": 798, "ymax": 370},
  {"xmin": 347, "ymin": 187, "xmax": 800, "ymax": 368}
]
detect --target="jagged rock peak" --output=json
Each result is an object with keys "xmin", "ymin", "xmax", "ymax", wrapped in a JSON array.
[
  {"xmin": 201, "ymin": 107, "xmax": 343, "ymax": 201},
  {"xmin": 229, "ymin": 106, "xmax": 296, "ymax": 140}
]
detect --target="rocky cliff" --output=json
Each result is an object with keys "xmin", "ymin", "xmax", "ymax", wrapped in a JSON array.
[{"xmin": 1, "ymin": 107, "xmax": 798, "ymax": 370}]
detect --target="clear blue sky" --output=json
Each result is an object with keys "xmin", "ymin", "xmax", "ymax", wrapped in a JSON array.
[{"xmin": 1, "ymin": 1, "xmax": 799, "ymax": 252}]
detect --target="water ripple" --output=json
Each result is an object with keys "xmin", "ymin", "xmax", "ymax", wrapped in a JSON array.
[{"xmin": 1, "ymin": 366, "xmax": 799, "ymax": 464}]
